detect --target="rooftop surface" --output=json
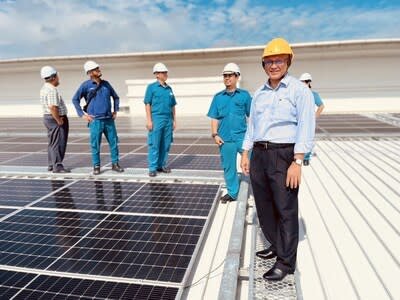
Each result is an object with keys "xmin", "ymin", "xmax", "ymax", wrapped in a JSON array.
[{"xmin": 0, "ymin": 114, "xmax": 399, "ymax": 300}]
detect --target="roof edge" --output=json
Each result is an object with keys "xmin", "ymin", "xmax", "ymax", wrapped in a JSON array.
[{"xmin": 1, "ymin": 38, "xmax": 400, "ymax": 63}]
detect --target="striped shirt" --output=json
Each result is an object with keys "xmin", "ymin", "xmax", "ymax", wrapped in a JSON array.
[
  {"xmin": 40, "ymin": 82, "xmax": 68, "ymax": 116},
  {"xmin": 242, "ymin": 74, "xmax": 315, "ymax": 154}
]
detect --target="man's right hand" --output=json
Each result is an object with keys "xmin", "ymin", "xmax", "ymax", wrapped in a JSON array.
[
  {"xmin": 214, "ymin": 135, "xmax": 224, "ymax": 146},
  {"xmin": 241, "ymin": 151, "xmax": 250, "ymax": 175},
  {"xmin": 83, "ymin": 114, "xmax": 93, "ymax": 122},
  {"xmin": 56, "ymin": 117, "xmax": 64, "ymax": 126},
  {"xmin": 146, "ymin": 120, "xmax": 153, "ymax": 131}
]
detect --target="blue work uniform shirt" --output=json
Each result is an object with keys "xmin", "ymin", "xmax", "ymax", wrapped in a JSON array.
[
  {"xmin": 72, "ymin": 80, "xmax": 119, "ymax": 119},
  {"xmin": 144, "ymin": 81, "xmax": 176, "ymax": 118},
  {"xmin": 243, "ymin": 74, "xmax": 315, "ymax": 154},
  {"xmin": 207, "ymin": 88, "xmax": 252, "ymax": 142},
  {"xmin": 312, "ymin": 91, "xmax": 324, "ymax": 107}
]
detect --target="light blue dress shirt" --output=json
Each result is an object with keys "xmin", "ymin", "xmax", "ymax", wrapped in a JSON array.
[{"xmin": 242, "ymin": 74, "xmax": 315, "ymax": 154}]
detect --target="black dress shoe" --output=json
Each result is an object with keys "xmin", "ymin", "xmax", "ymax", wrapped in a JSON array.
[
  {"xmin": 149, "ymin": 171, "xmax": 157, "ymax": 177},
  {"xmin": 263, "ymin": 267, "xmax": 289, "ymax": 281},
  {"xmin": 48, "ymin": 166, "xmax": 53, "ymax": 172},
  {"xmin": 220, "ymin": 194, "xmax": 235, "ymax": 203},
  {"xmin": 157, "ymin": 167, "xmax": 171, "ymax": 173},
  {"xmin": 112, "ymin": 163, "xmax": 124, "ymax": 172},
  {"xmin": 303, "ymin": 160, "xmax": 310, "ymax": 166},
  {"xmin": 256, "ymin": 247, "xmax": 277, "ymax": 259},
  {"xmin": 93, "ymin": 166, "xmax": 101, "ymax": 175}
]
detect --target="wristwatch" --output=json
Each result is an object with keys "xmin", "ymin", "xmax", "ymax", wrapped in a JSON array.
[
  {"xmin": 211, "ymin": 133, "xmax": 218, "ymax": 138},
  {"xmin": 293, "ymin": 158, "xmax": 303, "ymax": 166}
]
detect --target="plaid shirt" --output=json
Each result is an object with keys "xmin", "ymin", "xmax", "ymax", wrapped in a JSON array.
[{"xmin": 40, "ymin": 82, "xmax": 68, "ymax": 116}]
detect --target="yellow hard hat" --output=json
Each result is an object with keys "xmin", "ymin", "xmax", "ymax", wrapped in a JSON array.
[{"xmin": 262, "ymin": 38, "xmax": 293, "ymax": 59}]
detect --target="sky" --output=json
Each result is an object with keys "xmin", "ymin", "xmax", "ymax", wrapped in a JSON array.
[{"xmin": 0, "ymin": 0, "xmax": 399, "ymax": 59}]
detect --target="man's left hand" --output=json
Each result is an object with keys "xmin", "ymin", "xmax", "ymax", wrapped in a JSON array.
[
  {"xmin": 286, "ymin": 163, "xmax": 301, "ymax": 189},
  {"xmin": 112, "ymin": 112, "xmax": 117, "ymax": 119}
]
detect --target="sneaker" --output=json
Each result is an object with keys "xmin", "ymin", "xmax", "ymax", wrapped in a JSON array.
[
  {"xmin": 303, "ymin": 160, "xmax": 310, "ymax": 166},
  {"xmin": 157, "ymin": 167, "xmax": 171, "ymax": 173},
  {"xmin": 220, "ymin": 194, "xmax": 235, "ymax": 203},
  {"xmin": 112, "ymin": 163, "xmax": 124, "ymax": 173},
  {"xmin": 53, "ymin": 168, "xmax": 71, "ymax": 173},
  {"xmin": 47, "ymin": 166, "xmax": 53, "ymax": 172},
  {"xmin": 93, "ymin": 166, "xmax": 101, "ymax": 175},
  {"xmin": 149, "ymin": 171, "xmax": 157, "ymax": 177}
]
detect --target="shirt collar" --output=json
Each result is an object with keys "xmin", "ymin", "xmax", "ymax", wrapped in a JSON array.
[
  {"xmin": 223, "ymin": 89, "xmax": 240, "ymax": 95},
  {"xmin": 262, "ymin": 73, "xmax": 290, "ymax": 90}
]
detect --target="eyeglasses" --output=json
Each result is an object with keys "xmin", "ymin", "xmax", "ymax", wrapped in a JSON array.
[{"xmin": 262, "ymin": 59, "xmax": 287, "ymax": 67}]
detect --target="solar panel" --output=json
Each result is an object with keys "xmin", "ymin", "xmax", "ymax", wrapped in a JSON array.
[
  {"xmin": 0, "ymin": 208, "xmax": 15, "ymax": 218},
  {"xmin": 0, "ymin": 178, "xmax": 220, "ymax": 299},
  {"xmin": 0, "ymin": 270, "xmax": 178, "ymax": 300},
  {"xmin": 169, "ymin": 155, "xmax": 221, "ymax": 170},
  {"xmin": 117, "ymin": 183, "xmax": 219, "ymax": 216},
  {"xmin": 0, "ymin": 179, "xmax": 68, "ymax": 206},
  {"xmin": 33, "ymin": 181, "xmax": 144, "ymax": 212}
]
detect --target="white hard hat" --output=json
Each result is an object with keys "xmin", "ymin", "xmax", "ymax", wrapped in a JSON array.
[
  {"xmin": 40, "ymin": 66, "xmax": 57, "ymax": 79},
  {"xmin": 84, "ymin": 60, "xmax": 100, "ymax": 73},
  {"xmin": 299, "ymin": 72, "xmax": 312, "ymax": 81},
  {"xmin": 222, "ymin": 63, "xmax": 240, "ymax": 75},
  {"xmin": 153, "ymin": 62, "xmax": 168, "ymax": 73}
]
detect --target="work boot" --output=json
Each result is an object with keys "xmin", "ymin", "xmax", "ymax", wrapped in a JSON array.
[
  {"xmin": 112, "ymin": 163, "xmax": 124, "ymax": 173},
  {"xmin": 93, "ymin": 166, "xmax": 101, "ymax": 175},
  {"xmin": 220, "ymin": 194, "xmax": 235, "ymax": 203},
  {"xmin": 157, "ymin": 167, "xmax": 171, "ymax": 173}
]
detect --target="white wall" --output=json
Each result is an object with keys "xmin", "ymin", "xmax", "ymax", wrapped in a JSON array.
[{"xmin": 0, "ymin": 39, "xmax": 399, "ymax": 117}]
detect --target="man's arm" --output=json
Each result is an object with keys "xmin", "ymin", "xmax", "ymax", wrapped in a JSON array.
[
  {"xmin": 49, "ymin": 105, "xmax": 63, "ymax": 125},
  {"xmin": 145, "ymin": 104, "xmax": 153, "ymax": 131},
  {"xmin": 210, "ymin": 119, "xmax": 223, "ymax": 145},
  {"xmin": 172, "ymin": 106, "xmax": 176, "ymax": 130},
  {"xmin": 316, "ymin": 104, "xmax": 325, "ymax": 118}
]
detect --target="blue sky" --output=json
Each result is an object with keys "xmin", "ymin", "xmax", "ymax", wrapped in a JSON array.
[{"xmin": 0, "ymin": 0, "xmax": 399, "ymax": 59}]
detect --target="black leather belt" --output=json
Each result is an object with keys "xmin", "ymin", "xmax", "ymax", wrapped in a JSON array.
[{"xmin": 253, "ymin": 141, "xmax": 294, "ymax": 149}]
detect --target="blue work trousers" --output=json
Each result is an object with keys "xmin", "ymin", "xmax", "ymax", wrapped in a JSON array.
[
  {"xmin": 219, "ymin": 140, "xmax": 243, "ymax": 199},
  {"xmin": 148, "ymin": 118, "xmax": 173, "ymax": 172},
  {"xmin": 89, "ymin": 118, "xmax": 119, "ymax": 167},
  {"xmin": 304, "ymin": 151, "xmax": 312, "ymax": 161}
]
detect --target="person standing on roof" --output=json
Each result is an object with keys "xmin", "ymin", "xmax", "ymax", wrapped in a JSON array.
[
  {"xmin": 299, "ymin": 72, "xmax": 325, "ymax": 166},
  {"xmin": 144, "ymin": 63, "xmax": 177, "ymax": 177},
  {"xmin": 207, "ymin": 63, "xmax": 252, "ymax": 203},
  {"xmin": 241, "ymin": 38, "xmax": 315, "ymax": 281},
  {"xmin": 72, "ymin": 60, "xmax": 124, "ymax": 175},
  {"xmin": 40, "ymin": 66, "xmax": 70, "ymax": 173}
]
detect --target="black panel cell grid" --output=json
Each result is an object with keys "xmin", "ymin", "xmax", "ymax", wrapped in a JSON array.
[
  {"xmin": 0, "ymin": 179, "xmax": 69, "ymax": 207},
  {"xmin": 0, "ymin": 270, "xmax": 37, "ymax": 299},
  {"xmin": 0, "ymin": 270, "xmax": 178, "ymax": 300},
  {"xmin": 34, "ymin": 180, "xmax": 144, "ymax": 212},
  {"xmin": 118, "ymin": 182, "xmax": 220, "ymax": 216},
  {"xmin": 0, "ymin": 208, "xmax": 16, "ymax": 218},
  {"xmin": 0, "ymin": 209, "xmax": 102, "ymax": 269},
  {"xmin": 169, "ymin": 155, "xmax": 221, "ymax": 170},
  {"xmin": 49, "ymin": 214, "xmax": 206, "ymax": 283}
]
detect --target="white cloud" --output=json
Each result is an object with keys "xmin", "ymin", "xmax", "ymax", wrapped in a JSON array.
[{"xmin": 0, "ymin": 0, "xmax": 398, "ymax": 59}]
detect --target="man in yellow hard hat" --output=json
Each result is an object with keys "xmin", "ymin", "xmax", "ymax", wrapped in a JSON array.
[{"xmin": 241, "ymin": 38, "xmax": 315, "ymax": 281}]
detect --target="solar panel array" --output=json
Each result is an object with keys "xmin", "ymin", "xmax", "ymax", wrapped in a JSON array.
[{"xmin": 0, "ymin": 178, "xmax": 220, "ymax": 299}]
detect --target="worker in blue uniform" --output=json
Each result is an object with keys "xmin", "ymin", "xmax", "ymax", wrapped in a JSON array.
[
  {"xmin": 241, "ymin": 38, "xmax": 315, "ymax": 281},
  {"xmin": 144, "ymin": 62, "xmax": 177, "ymax": 177},
  {"xmin": 207, "ymin": 63, "xmax": 252, "ymax": 203},
  {"xmin": 299, "ymin": 72, "xmax": 325, "ymax": 165},
  {"xmin": 72, "ymin": 60, "xmax": 124, "ymax": 175}
]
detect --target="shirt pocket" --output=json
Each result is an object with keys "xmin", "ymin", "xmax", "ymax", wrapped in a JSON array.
[
  {"xmin": 217, "ymin": 103, "xmax": 229, "ymax": 118},
  {"xmin": 231, "ymin": 99, "xmax": 246, "ymax": 116},
  {"xmin": 272, "ymin": 98, "xmax": 294, "ymax": 121}
]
